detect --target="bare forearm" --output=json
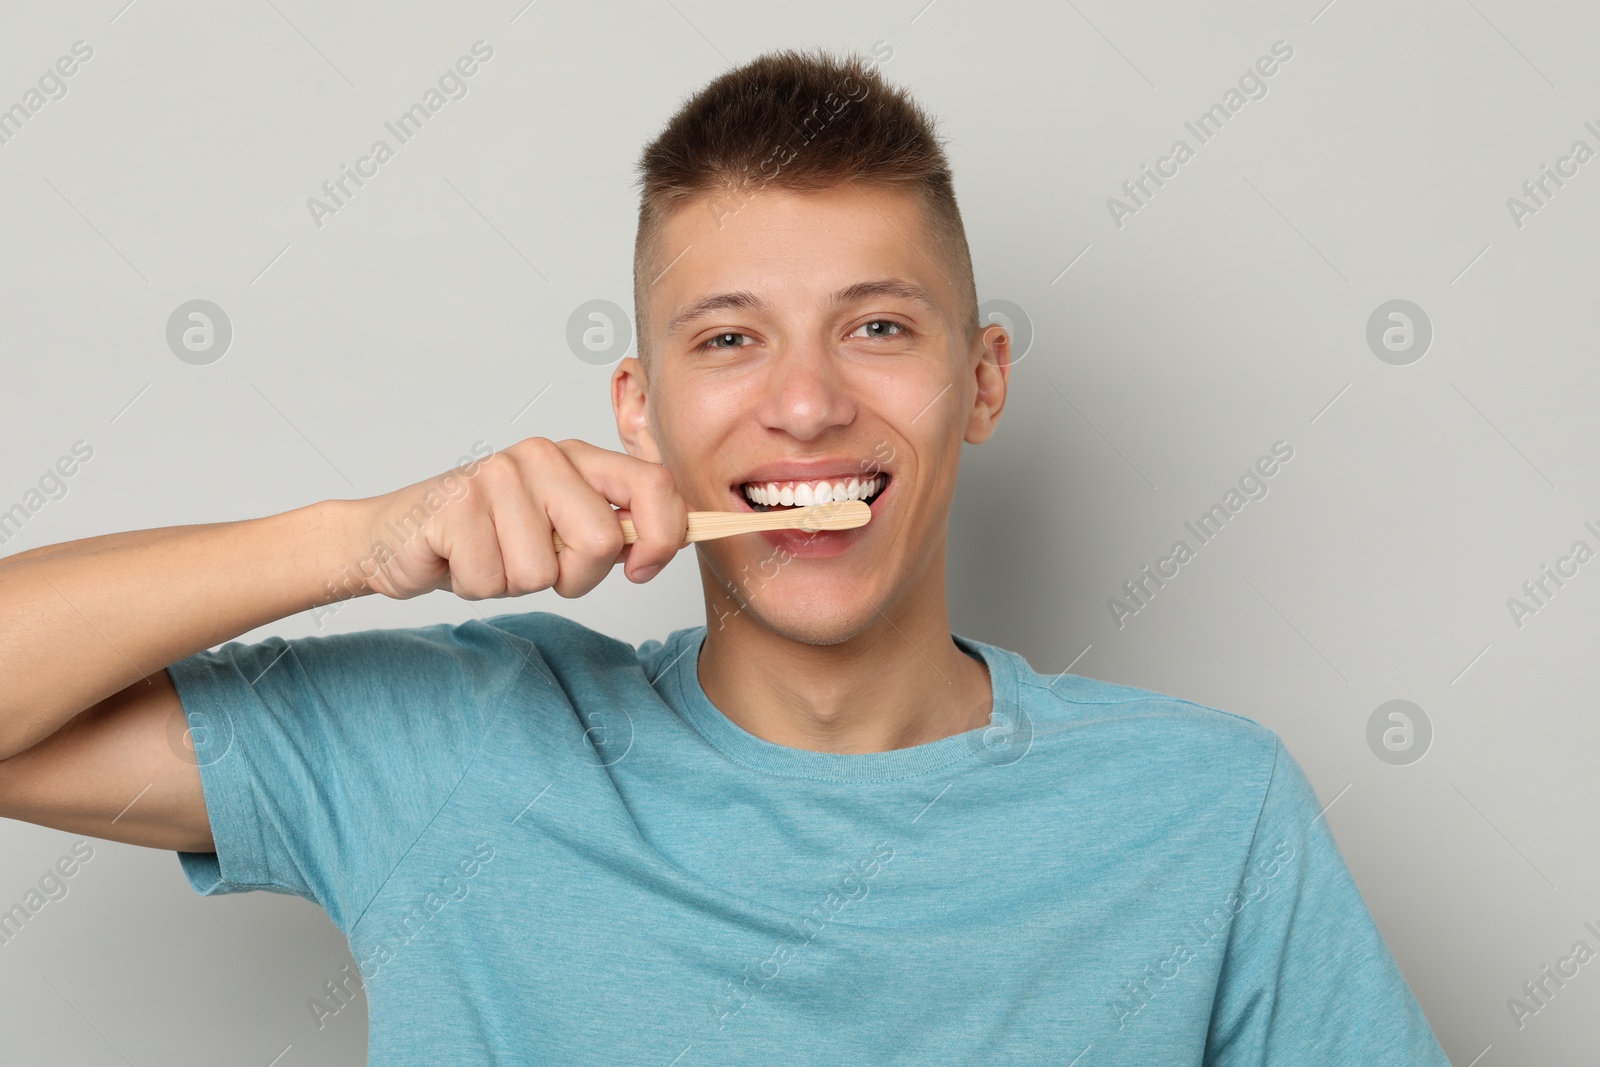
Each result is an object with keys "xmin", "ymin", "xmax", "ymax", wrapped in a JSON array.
[{"xmin": 0, "ymin": 499, "xmax": 360, "ymax": 760}]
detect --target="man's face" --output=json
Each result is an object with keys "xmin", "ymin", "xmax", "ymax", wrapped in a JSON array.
[{"xmin": 614, "ymin": 183, "xmax": 1008, "ymax": 645}]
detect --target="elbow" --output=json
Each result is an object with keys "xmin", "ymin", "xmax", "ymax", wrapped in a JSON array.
[
  {"xmin": 0, "ymin": 736, "xmax": 28, "ymax": 765},
  {"xmin": 0, "ymin": 711, "xmax": 48, "ymax": 764},
  {"xmin": 0, "ymin": 721, "xmax": 22, "ymax": 764}
]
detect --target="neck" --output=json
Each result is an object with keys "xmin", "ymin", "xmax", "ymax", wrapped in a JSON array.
[{"xmin": 695, "ymin": 549, "xmax": 992, "ymax": 754}]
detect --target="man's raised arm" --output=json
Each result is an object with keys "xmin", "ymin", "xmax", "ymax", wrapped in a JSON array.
[{"xmin": 0, "ymin": 438, "xmax": 687, "ymax": 851}]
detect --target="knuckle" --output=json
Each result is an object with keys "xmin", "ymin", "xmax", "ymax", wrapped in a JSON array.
[
  {"xmin": 474, "ymin": 451, "xmax": 518, "ymax": 484},
  {"xmin": 640, "ymin": 463, "xmax": 676, "ymax": 494},
  {"xmin": 553, "ymin": 438, "xmax": 588, "ymax": 465},
  {"xmin": 552, "ymin": 572, "xmax": 600, "ymax": 600},
  {"xmin": 452, "ymin": 575, "xmax": 502, "ymax": 601},
  {"xmin": 507, "ymin": 558, "xmax": 559, "ymax": 594},
  {"xmin": 514, "ymin": 436, "xmax": 559, "ymax": 465},
  {"xmin": 558, "ymin": 521, "xmax": 622, "ymax": 562},
  {"xmin": 448, "ymin": 576, "xmax": 470, "ymax": 599},
  {"xmin": 581, "ymin": 522, "xmax": 626, "ymax": 558}
]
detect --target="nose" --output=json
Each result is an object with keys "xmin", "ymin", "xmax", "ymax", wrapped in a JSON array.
[{"xmin": 756, "ymin": 336, "xmax": 856, "ymax": 441}]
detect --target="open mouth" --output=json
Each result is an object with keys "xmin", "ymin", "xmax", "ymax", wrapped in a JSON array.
[{"xmin": 736, "ymin": 474, "xmax": 891, "ymax": 512}]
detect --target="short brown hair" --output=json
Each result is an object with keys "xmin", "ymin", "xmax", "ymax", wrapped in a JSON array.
[{"xmin": 632, "ymin": 48, "xmax": 978, "ymax": 367}]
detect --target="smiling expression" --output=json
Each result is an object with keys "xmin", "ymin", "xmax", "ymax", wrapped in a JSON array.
[{"xmin": 613, "ymin": 182, "xmax": 1009, "ymax": 644}]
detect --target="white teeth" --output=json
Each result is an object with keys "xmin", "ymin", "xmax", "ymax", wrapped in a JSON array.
[{"xmin": 740, "ymin": 474, "xmax": 889, "ymax": 506}]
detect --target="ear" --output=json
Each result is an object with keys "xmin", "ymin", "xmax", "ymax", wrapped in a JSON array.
[
  {"xmin": 612, "ymin": 356, "xmax": 663, "ymax": 462},
  {"xmin": 964, "ymin": 323, "xmax": 1011, "ymax": 445}
]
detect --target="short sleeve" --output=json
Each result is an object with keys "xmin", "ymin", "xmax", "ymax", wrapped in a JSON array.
[
  {"xmin": 1203, "ymin": 738, "xmax": 1450, "ymax": 1066},
  {"xmin": 166, "ymin": 617, "xmax": 540, "ymax": 932}
]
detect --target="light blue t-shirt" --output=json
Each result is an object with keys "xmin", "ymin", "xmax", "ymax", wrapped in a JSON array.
[{"xmin": 167, "ymin": 611, "xmax": 1449, "ymax": 1065}]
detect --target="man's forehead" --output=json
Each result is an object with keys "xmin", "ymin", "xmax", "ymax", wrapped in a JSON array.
[{"xmin": 648, "ymin": 185, "xmax": 952, "ymax": 332}]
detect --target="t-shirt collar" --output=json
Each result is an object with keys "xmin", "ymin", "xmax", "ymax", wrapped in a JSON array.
[{"xmin": 660, "ymin": 626, "xmax": 1022, "ymax": 781}]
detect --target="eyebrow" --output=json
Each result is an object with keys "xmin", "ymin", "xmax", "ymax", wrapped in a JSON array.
[{"xmin": 665, "ymin": 278, "xmax": 941, "ymax": 335}]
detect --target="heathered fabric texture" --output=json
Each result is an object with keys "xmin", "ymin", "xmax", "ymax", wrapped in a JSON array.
[{"xmin": 167, "ymin": 611, "xmax": 1449, "ymax": 1065}]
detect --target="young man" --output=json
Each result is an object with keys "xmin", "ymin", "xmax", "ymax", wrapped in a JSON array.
[{"xmin": 0, "ymin": 50, "xmax": 1448, "ymax": 1065}]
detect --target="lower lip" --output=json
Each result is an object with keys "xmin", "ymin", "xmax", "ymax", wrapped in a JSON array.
[{"xmin": 729, "ymin": 482, "xmax": 890, "ymax": 559}]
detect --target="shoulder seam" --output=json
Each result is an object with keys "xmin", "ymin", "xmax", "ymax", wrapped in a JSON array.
[
  {"xmin": 1017, "ymin": 675, "xmax": 1275, "ymax": 733},
  {"xmin": 1244, "ymin": 734, "xmax": 1285, "ymax": 860}
]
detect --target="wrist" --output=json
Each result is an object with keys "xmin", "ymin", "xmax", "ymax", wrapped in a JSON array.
[{"xmin": 307, "ymin": 496, "xmax": 380, "ymax": 602}]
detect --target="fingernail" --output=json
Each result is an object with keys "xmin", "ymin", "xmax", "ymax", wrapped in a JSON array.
[{"xmin": 633, "ymin": 563, "xmax": 663, "ymax": 582}]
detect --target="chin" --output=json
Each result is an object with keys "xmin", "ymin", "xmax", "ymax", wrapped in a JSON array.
[
  {"xmin": 723, "ymin": 588, "xmax": 882, "ymax": 647},
  {"xmin": 732, "ymin": 601, "xmax": 883, "ymax": 652},
  {"xmin": 697, "ymin": 534, "xmax": 913, "ymax": 645}
]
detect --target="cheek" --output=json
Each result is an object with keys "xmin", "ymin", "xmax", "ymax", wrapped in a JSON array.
[
  {"xmin": 859, "ymin": 361, "xmax": 950, "ymax": 421},
  {"xmin": 648, "ymin": 382, "xmax": 749, "ymax": 490},
  {"xmin": 690, "ymin": 378, "xmax": 763, "ymax": 427},
  {"xmin": 890, "ymin": 367, "xmax": 966, "ymax": 428}
]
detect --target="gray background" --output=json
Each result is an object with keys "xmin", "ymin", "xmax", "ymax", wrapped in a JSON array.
[{"xmin": 1, "ymin": 0, "xmax": 1594, "ymax": 1062}]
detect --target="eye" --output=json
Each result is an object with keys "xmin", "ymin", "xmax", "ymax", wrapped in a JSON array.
[
  {"xmin": 852, "ymin": 320, "xmax": 907, "ymax": 339},
  {"xmin": 698, "ymin": 331, "xmax": 751, "ymax": 351}
]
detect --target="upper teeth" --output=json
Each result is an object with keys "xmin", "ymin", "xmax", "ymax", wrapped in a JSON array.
[{"xmin": 743, "ymin": 476, "xmax": 884, "ymax": 506}]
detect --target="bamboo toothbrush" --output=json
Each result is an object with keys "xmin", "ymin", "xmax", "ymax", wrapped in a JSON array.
[{"xmin": 551, "ymin": 499, "xmax": 871, "ymax": 553}]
